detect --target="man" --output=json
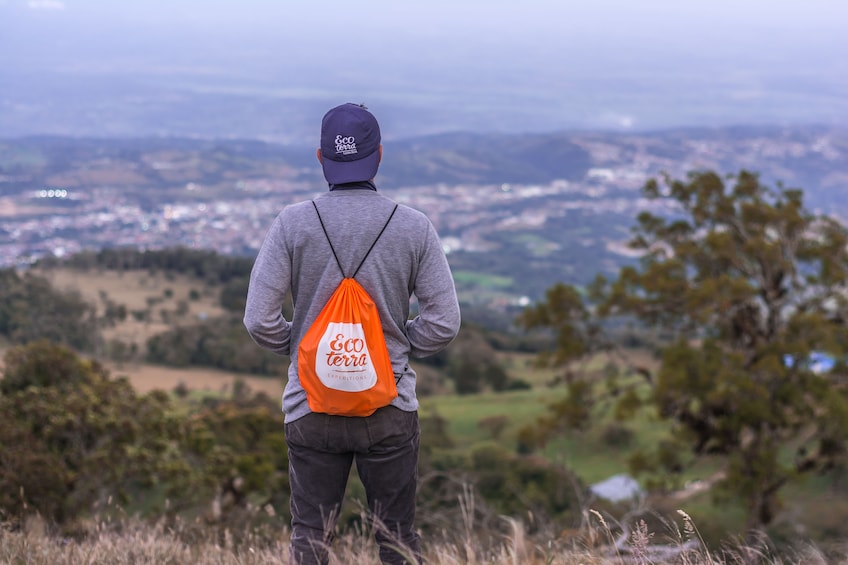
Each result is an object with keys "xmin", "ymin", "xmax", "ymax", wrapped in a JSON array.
[{"xmin": 244, "ymin": 102, "xmax": 461, "ymax": 565}]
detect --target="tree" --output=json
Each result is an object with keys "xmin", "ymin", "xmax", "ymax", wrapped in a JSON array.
[
  {"xmin": 444, "ymin": 325, "xmax": 511, "ymax": 394},
  {"xmin": 0, "ymin": 341, "xmax": 188, "ymax": 523},
  {"xmin": 0, "ymin": 269, "xmax": 99, "ymax": 351},
  {"xmin": 523, "ymin": 170, "xmax": 848, "ymax": 532},
  {"xmin": 145, "ymin": 317, "xmax": 289, "ymax": 375},
  {"xmin": 518, "ymin": 282, "xmax": 608, "ymax": 441},
  {"xmin": 182, "ymin": 394, "xmax": 291, "ymax": 524}
]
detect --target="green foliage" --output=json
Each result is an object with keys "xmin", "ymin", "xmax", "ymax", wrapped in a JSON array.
[
  {"xmin": 0, "ymin": 413, "xmax": 70, "ymax": 522},
  {"xmin": 0, "ymin": 342, "xmax": 187, "ymax": 523},
  {"xmin": 416, "ymin": 414, "xmax": 584, "ymax": 533},
  {"xmin": 219, "ymin": 276, "xmax": 250, "ymax": 313},
  {"xmin": 599, "ymin": 422, "xmax": 635, "ymax": 448},
  {"xmin": 538, "ymin": 379, "xmax": 595, "ymax": 434},
  {"xmin": 181, "ymin": 394, "xmax": 290, "ymax": 521},
  {"xmin": 528, "ymin": 170, "xmax": 848, "ymax": 530},
  {"xmin": 520, "ymin": 283, "xmax": 598, "ymax": 366},
  {"xmin": 0, "ymin": 341, "xmax": 294, "ymax": 529},
  {"xmin": 419, "ymin": 409, "xmax": 455, "ymax": 455},
  {"xmin": 0, "ymin": 339, "xmax": 97, "ymax": 394},
  {"xmin": 444, "ymin": 325, "xmax": 511, "ymax": 394},
  {"xmin": 618, "ymin": 171, "xmax": 848, "ymax": 528},
  {"xmin": 477, "ymin": 415, "xmax": 510, "ymax": 440},
  {"xmin": 52, "ymin": 247, "xmax": 254, "ymax": 284},
  {"xmin": 146, "ymin": 315, "xmax": 288, "ymax": 375},
  {"xmin": 0, "ymin": 269, "xmax": 98, "ymax": 351},
  {"xmin": 465, "ymin": 441, "xmax": 583, "ymax": 524}
]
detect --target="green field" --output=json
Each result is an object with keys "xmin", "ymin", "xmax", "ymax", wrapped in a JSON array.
[
  {"xmin": 416, "ymin": 348, "xmax": 846, "ymax": 545},
  {"xmin": 452, "ymin": 270, "xmax": 514, "ymax": 289}
]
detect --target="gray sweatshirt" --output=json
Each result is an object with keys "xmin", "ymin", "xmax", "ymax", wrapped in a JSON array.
[{"xmin": 244, "ymin": 188, "xmax": 461, "ymax": 422}]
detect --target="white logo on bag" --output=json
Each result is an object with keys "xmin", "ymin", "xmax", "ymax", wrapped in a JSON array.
[
  {"xmin": 315, "ymin": 322, "xmax": 376, "ymax": 392},
  {"xmin": 335, "ymin": 135, "xmax": 357, "ymax": 156}
]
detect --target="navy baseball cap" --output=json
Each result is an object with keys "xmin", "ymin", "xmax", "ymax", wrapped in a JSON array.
[{"xmin": 320, "ymin": 103, "xmax": 382, "ymax": 184}]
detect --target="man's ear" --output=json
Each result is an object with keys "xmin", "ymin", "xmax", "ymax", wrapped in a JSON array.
[{"xmin": 316, "ymin": 148, "xmax": 323, "ymax": 164}]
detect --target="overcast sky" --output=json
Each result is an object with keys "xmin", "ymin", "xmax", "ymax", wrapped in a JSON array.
[
  {"xmin": 5, "ymin": 0, "xmax": 844, "ymax": 59},
  {"xmin": 1, "ymin": 0, "xmax": 846, "ymax": 134}
]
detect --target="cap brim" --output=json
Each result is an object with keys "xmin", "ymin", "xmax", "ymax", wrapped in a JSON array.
[{"xmin": 321, "ymin": 149, "xmax": 380, "ymax": 185}]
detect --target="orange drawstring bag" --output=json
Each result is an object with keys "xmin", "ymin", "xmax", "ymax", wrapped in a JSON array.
[{"xmin": 297, "ymin": 202, "xmax": 398, "ymax": 417}]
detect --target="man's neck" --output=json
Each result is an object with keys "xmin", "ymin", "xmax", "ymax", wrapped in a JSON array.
[{"xmin": 329, "ymin": 180, "xmax": 377, "ymax": 191}]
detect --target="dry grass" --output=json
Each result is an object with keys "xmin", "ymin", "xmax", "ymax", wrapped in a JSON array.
[
  {"xmin": 25, "ymin": 266, "xmax": 285, "ymax": 398},
  {"xmin": 35, "ymin": 268, "xmax": 198, "ymax": 311},
  {"xmin": 2, "ymin": 341, "xmax": 283, "ymax": 402},
  {"xmin": 106, "ymin": 361, "xmax": 283, "ymax": 398},
  {"xmin": 2, "ymin": 509, "xmax": 845, "ymax": 565},
  {"xmin": 36, "ymin": 267, "xmax": 226, "ymax": 347}
]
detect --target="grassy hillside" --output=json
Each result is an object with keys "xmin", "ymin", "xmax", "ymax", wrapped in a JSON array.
[
  {"xmin": 35, "ymin": 267, "xmax": 227, "ymax": 351},
  {"xmin": 5, "ymin": 264, "xmax": 848, "ymax": 551}
]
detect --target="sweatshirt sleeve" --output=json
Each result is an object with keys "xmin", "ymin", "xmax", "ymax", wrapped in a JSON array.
[
  {"xmin": 243, "ymin": 216, "xmax": 293, "ymax": 355},
  {"xmin": 405, "ymin": 221, "xmax": 461, "ymax": 358}
]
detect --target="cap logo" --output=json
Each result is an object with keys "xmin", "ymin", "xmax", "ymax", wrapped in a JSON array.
[{"xmin": 335, "ymin": 135, "xmax": 357, "ymax": 156}]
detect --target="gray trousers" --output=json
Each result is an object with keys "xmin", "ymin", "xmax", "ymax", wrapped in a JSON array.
[{"xmin": 284, "ymin": 406, "xmax": 421, "ymax": 565}]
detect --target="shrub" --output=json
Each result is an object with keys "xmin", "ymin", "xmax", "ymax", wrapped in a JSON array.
[
  {"xmin": 600, "ymin": 422, "xmax": 635, "ymax": 448},
  {"xmin": 0, "ymin": 342, "xmax": 187, "ymax": 524}
]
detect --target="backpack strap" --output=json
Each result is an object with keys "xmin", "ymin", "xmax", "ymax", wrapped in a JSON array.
[{"xmin": 312, "ymin": 201, "xmax": 398, "ymax": 279}]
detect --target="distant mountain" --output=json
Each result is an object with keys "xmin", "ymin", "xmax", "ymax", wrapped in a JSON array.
[
  {"xmin": 390, "ymin": 126, "xmax": 848, "ymax": 216},
  {"xmin": 383, "ymin": 125, "xmax": 848, "ymax": 211},
  {"xmin": 4, "ymin": 124, "xmax": 845, "ymax": 199},
  {"xmin": 380, "ymin": 132, "xmax": 593, "ymax": 185}
]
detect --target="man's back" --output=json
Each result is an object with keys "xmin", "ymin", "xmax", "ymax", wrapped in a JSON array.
[{"xmin": 244, "ymin": 187, "xmax": 460, "ymax": 422}]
